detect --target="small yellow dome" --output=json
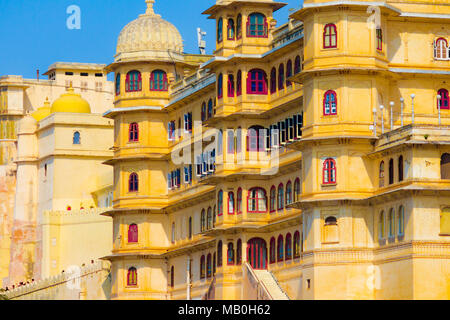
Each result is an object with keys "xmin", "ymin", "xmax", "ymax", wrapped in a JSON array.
[
  {"xmin": 32, "ymin": 97, "xmax": 52, "ymax": 122},
  {"xmin": 50, "ymin": 87, "xmax": 91, "ymax": 114}
]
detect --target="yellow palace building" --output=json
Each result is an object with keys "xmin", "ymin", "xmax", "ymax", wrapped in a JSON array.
[{"xmin": 101, "ymin": 0, "xmax": 450, "ymax": 300}]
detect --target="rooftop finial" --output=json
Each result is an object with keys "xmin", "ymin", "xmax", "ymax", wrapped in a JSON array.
[{"xmin": 145, "ymin": 0, "xmax": 155, "ymax": 15}]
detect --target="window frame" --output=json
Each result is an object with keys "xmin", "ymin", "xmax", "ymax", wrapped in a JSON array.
[
  {"xmin": 247, "ymin": 187, "xmax": 268, "ymax": 213},
  {"xmin": 323, "ymin": 23, "xmax": 337, "ymax": 49},
  {"xmin": 129, "ymin": 122, "xmax": 139, "ymax": 142},
  {"xmin": 128, "ymin": 172, "xmax": 139, "ymax": 192},
  {"xmin": 247, "ymin": 69, "xmax": 267, "ymax": 95},
  {"xmin": 125, "ymin": 70, "xmax": 142, "ymax": 92},
  {"xmin": 323, "ymin": 158, "xmax": 337, "ymax": 185},
  {"xmin": 247, "ymin": 13, "xmax": 268, "ymax": 38},
  {"xmin": 438, "ymin": 89, "xmax": 450, "ymax": 110},
  {"xmin": 323, "ymin": 90, "xmax": 337, "ymax": 115}
]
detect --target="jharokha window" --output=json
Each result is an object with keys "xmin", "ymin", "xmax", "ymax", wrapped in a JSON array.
[
  {"xmin": 286, "ymin": 60, "xmax": 292, "ymax": 87},
  {"xmin": 200, "ymin": 255, "xmax": 206, "ymax": 279},
  {"xmin": 217, "ymin": 241, "xmax": 223, "ymax": 267},
  {"xmin": 236, "ymin": 239, "xmax": 242, "ymax": 265},
  {"xmin": 207, "ymin": 254, "xmax": 212, "ymax": 278},
  {"xmin": 129, "ymin": 173, "xmax": 139, "ymax": 192},
  {"xmin": 217, "ymin": 18, "xmax": 223, "ymax": 43},
  {"xmin": 277, "ymin": 184, "xmax": 284, "ymax": 210},
  {"xmin": 294, "ymin": 56, "xmax": 301, "ymax": 74},
  {"xmin": 293, "ymin": 231, "xmax": 300, "ymax": 258},
  {"xmin": 270, "ymin": 68, "xmax": 277, "ymax": 94},
  {"xmin": 218, "ymin": 190, "xmax": 224, "ymax": 216},
  {"xmin": 247, "ymin": 126, "xmax": 265, "ymax": 152},
  {"xmin": 277, "ymin": 235, "xmax": 284, "ymax": 262},
  {"xmin": 126, "ymin": 70, "xmax": 142, "ymax": 92},
  {"xmin": 376, "ymin": 28, "xmax": 383, "ymax": 51},
  {"xmin": 379, "ymin": 161, "xmax": 385, "ymax": 188},
  {"xmin": 218, "ymin": 74, "xmax": 223, "ymax": 99},
  {"xmin": 236, "ymin": 14, "xmax": 242, "ymax": 39},
  {"xmin": 150, "ymin": 70, "xmax": 168, "ymax": 91},
  {"xmin": 324, "ymin": 90, "xmax": 337, "ymax": 115},
  {"xmin": 247, "ymin": 188, "xmax": 267, "ymax": 213},
  {"xmin": 236, "ymin": 188, "xmax": 242, "ymax": 214},
  {"xmin": 115, "ymin": 73, "xmax": 120, "ymax": 95},
  {"xmin": 286, "ymin": 181, "xmax": 293, "ymax": 205},
  {"xmin": 247, "ymin": 69, "xmax": 267, "ymax": 95},
  {"xmin": 438, "ymin": 89, "xmax": 450, "ymax": 109},
  {"xmin": 435, "ymin": 38, "xmax": 448, "ymax": 60},
  {"xmin": 228, "ymin": 192, "xmax": 235, "ymax": 215},
  {"xmin": 236, "ymin": 70, "xmax": 242, "ymax": 96},
  {"xmin": 128, "ymin": 224, "xmax": 138, "ymax": 243},
  {"xmin": 278, "ymin": 64, "xmax": 285, "ymax": 90},
  {"xmin": 323, "ymin": 158, "xmax": 337, "ymax": 184},
  {"xmin": 127, "ymin": 267, "xmax": 138, "ymax": 286},
  {"xmin": 227, "ymin": 19, "xmax": 235, "ymax": 40},
  {"xmin": 285, "ymin": 233, "xmax": 292, "ymax": 260},
  {"xmin": 269, "ymin": 237, "xmax": 276, "ymax": 263},
  {"xmin": 129, "ymin": 122, "xmax": 139, "ymax": 142},
  {"xmin": 323, "ymin": 24, "xmax": 337, "ymax": 49},
  {"xmin": 227, "ymin": 243, "xmax": 235, "ymax": 265},
  {"xmin": 228, "ymin": 74, "xmax": 235, "ymax": 97},
  {"xmin": 247, "ymin": 13, "xmax": 267, "ymax": 38},
  {"xmin": 270, "ymin": 186, "xmax": 276, "ymax": 212}
]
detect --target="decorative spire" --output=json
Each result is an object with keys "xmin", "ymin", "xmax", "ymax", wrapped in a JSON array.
[{"xmin": 145, "ymin": 0, "xmax": 155, "ymax": 15}]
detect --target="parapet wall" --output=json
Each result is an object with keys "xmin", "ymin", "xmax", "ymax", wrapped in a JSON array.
[{"xmin": 4, "ymin": 260, "xmax": 111, "ymax": 300}]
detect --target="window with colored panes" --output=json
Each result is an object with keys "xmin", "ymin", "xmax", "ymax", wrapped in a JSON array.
[
  {"xmin": 376, "ymin": 28, "xmax": 383, "ymax": 51},
  {"xmin": 150, "ymin": 70, "xmax": 168, "ymax": 91},
  {"xmin": 247, "ymin": 13, "xmax": 267, "ymax": 38},
  {"xmin": 438, "ymin": 89, "xmax": 450, "ymax": 109},
  {"xmin": 129, "ymin": 123, "xmax": 139, "ymax": 142},
  {"xmin": 324, "ymin": 90, "xmax": 337, "ymax": 115},
  {"xmin": 323, "ymin": 24, "xmax": 337, "ymax": 49},
  {"xmin": 323, "ymin": 158, "xmax": 336, "ymax": 184},
  {"xmin": 126, "ymin": 71, "xmax": 142, "ymax": 92},
  {"xmin": 248, "ymin": 188, "xmax": 267, "ymax": 213}
]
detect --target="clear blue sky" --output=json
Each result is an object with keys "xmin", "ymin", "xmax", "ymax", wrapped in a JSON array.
[{"xmin": 0, "ymin": 0, "xmax": 302, "ymax": 79}]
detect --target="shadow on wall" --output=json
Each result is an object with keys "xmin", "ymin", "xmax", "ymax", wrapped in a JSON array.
[{"xmin": 102, "ymin": 272, "xmax": 112, "ymax": 300}]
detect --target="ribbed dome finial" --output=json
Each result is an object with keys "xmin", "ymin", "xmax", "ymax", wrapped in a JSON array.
[{"xmin": 145, "ymin": 0, "xmax": 155, "ymax": 15}]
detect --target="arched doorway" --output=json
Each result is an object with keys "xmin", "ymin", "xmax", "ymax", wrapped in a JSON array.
[{"xmin": 247, "ymin": 238, "xmax": 267, "ymax": 270}]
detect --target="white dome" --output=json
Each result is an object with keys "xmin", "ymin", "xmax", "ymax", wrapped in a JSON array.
[{"xmin": 115, "ymin": 0, "xmax": 184, "ymax": 62}]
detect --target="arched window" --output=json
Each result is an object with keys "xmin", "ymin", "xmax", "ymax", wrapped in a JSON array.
[
  {"xmin": 208, "ymin": 99, "xmax": 214, "ymax": 119},
  {"xmin": 213, "ymin": 253, "xmax": 216, "ymax": 274},
  {"xmin": 438, "ymin": 89, "xmax": 450, "ymax": 110},
  {"xmin": 129, "ymin": 173, "xmax": 139, "ymax": 192},
  {"xmin": 379, "ymin": 161, "xmax": 385, "ymax": 188},
  {"xmin": 236, "ymin": 239, "xmax": 242, "ymax": 265},
  {"xmin": 227, "ymin": 243, "xmax": 235, "ymax": 265},
  {"xmin": 207, "ymin": 207, "xmax": 212, "ymax": 230},
  {"xmin": 246, "ymin": 125, "xmax": 265, "ymax": 152},
  {"xmin": 247, "ymin": 187, "xmax": 267, "ymax": 213},
  {"xmin": 236, "ymin": 127, "xmax": 242, "ymax": 153},
  {"xmin": 441, "ymin": 153, "xmax": 450, "ymax": 179},
  {"xmin": 218, "ymin": 190, "xmax": 223, "ymax": 216},
  {"xmin": 200, "ymin": 255, "xmax": 206, "ymax": 279},
  {"xmin": 217, "ymin": 241, "xmax": 223, "ymax": 267},
  {"xmin": 236, "ymin": 188, "xmax": 242, "ymax": 214},
  {"xmin": 285, "ymin": 233, "xmax": 292, "ymax": 260},
  {"xmin": 73, "ymin": 131, "xmax": 81, "ymax": 145},
  {"xmin": 294, "ymin": 178, "xmax": 301, "ymax": 202},
  {"xmin": 247, "ymin": 69, "xmax": 267, "ymax": 95},
  {"xmin": 294, "ymin": 56, "xmax": 301, "ymax": 74},
  {"xmin": 398, "ymin": 155, "xmax": 404, "ymax": 182},
  {"xmin": 278, "ymin": 64, "xmax": 285, "ymax": 90},
  {"xmin": 389, "ymin": 158, "xmax": 394, "ymax": 185},
  {"xmin": 171, "ymin": 222, "xmax": 175, "ymax": 243},
  {"xmin": 435, "ymin": 38, "xmax": 448, "ymax": 60},
  {"xmin": 270, "ymin": 67, "xmax": 277, "ymax": 94},
  {"xmin": 170, "ymin": 266, "xmax": 174, "ymax": 288},
  {"xmin": 277, "ymin": 235, "xmax": 284, "ymax": 262},
  {"xmin": 376, "ymin": 28, "xmax": 383, "ymax": 51},
  {"xmin": 293, "ymin": 231, "xmax": 300, "ymax": 258},
  {"xmin": 207, "ymin": 254, "xmax": 212, "ymax": 278},
  {"xmin": 379, "ymin": 211, "xmax": 385, "ymax": 240},
  {"xmin": 323, "ymin": 90, "xmax": 337, "ymax": 115},
  {"xmin": 388, "ymin": 208, "xmax": 395, "ymax": 238},
  {"xmin": 236, "ymin": 14, "xmax": 242, "ymax": 39},
  {"xmin": 128, "ymin": 224, "xmax": 138, "ymax": 243},
  {"xmin": 115, "ymin": 73, "xmax": 121, "ymax": 95},
  {"xmin": 236, "ymin": 70, "xmax": 242, "ymax": 96},
  {"xmin": 270, "ymin": 186, "xmax": 276, "ymax": 212},
  {"xmin": 323, "ymin": 158, "xmax": 336, "ymax": 184},
  {"xmin": 398, "ymin": 205, "xmax": 405, "ymax": 236},
  {"xmin": 247, "ymin": 13, "xmax": 267, "ymax": 38},
  {"xmin": 323, "ymin": 23, "xmax": 337, "ymax": 49},
  {"xmin": 129, "ymin": 122, "xmax": 139, "ymax": 142},
  {"xmin": 201, "ymin": 209, "xmax": 206, "ymax": 232},
  {"xmin": 126, "ymin": 70, "xmax": 142, "ymax": 92},
  {"xmin": 217, "ymin": 18, "xmax": 223, "ymax": 43},
  {"xmin": 227, "ymin": 19, "xmax": 235, "ymax": 40},
  {"xmin": 286, "ymin": 181, "xmax": 292, "ymax": 205},
  {"xmin": 325, "ymin": 216, "xmax": 337, "ymax": 225},
  {"xmin": 201, "ymin": 102, "xmax": 207, "ymax": 122},
  {"xmin": 277, "ymin": 184, "xmax": 284, "ymax": 210},
  {"xmin": 228, "ymin": 192, "xmax": 235, "ymax": 215},
  {"xmin": 127, "ymin": 267, "xmax": 137, "ymax": 286},
  {"xmin": 150, "ymin": 70, "xmax": 168, "ymax": 91},
  {"xmin": 213, "ymin": 205, "xmax": 217, "ymax": 227},
  {"xmin": 217, "ymin": 73, "xmax": 223, "ymax": 99},
  {"xmin": 227, "ymin": 74, "xmax": 235, "ymax": 97},
  {"xmin": 286, "ymin": 60, "xmax": 292, "ymax": 87},
  {"xmin": 269, "ymin": 237, "xmax": 276, "ymax": 264},
  {"xmin": 188, "ymin": 216, "xmax": 193, "ymax": 239}
]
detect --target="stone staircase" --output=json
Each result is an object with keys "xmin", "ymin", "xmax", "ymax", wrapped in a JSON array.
[{"xmin": 252, "ymin": 269, "xmax": 290, "ymax": 300}]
